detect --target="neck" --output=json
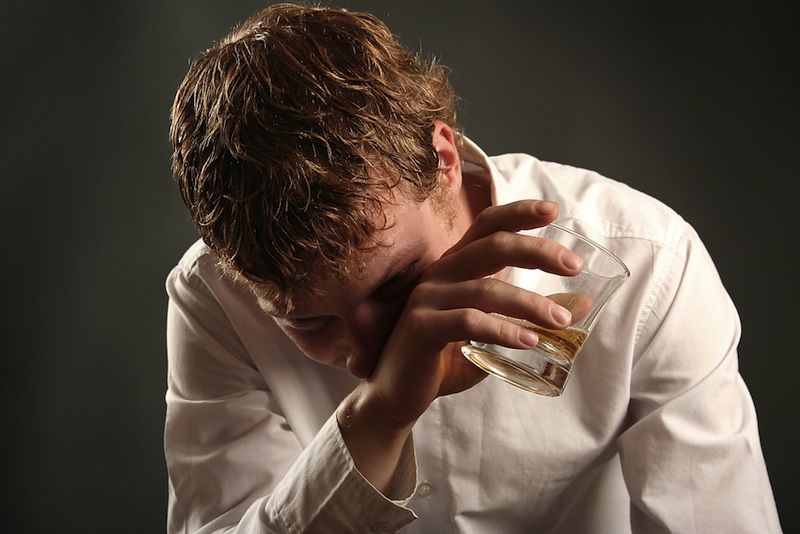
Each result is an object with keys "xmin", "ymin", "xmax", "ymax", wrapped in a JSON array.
[{"xmin": 456, "ymin": 178, "xmax": 492, "ymax": 234}]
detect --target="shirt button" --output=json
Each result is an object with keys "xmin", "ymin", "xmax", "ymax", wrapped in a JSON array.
[
  {"xmin": 369, "ymin": 522, "xmax": 394, "ymax": 533},
  {"xmin": 416, "ymin": 481, "xmax": 434, "ymax": 497}
]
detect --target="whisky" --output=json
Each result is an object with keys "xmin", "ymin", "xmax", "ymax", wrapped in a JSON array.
[{"xmin": 461, "ymin": 314, "xmax": 589, "ymax": 396}]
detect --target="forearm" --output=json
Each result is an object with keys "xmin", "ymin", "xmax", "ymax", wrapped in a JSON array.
[{"xmin": 336, "ymin": 384, "xmax": 415, "ymax": 497}]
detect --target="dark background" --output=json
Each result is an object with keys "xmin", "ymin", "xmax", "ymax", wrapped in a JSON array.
[{"xmin": 4, "ymin": 1, "xmax": 795, "ymax": 532}]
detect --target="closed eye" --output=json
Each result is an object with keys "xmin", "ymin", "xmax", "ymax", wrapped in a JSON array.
[
  {"xmin": 283, "ymin": 316, "xmax": 330, "ymax": 332},
  {"xmin": 372, "ymin": 261, "xmax": 420, "ymax": 300}
]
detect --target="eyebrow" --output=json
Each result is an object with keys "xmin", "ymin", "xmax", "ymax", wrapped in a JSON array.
[{"xmin": 370, "ymin": 236, "xmax": 424, "ymax": 289}]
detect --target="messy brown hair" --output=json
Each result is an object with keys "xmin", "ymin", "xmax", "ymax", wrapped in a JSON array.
[{"xmin": 169, "ymin": 2, "xmax": 460, "ymax": 314}]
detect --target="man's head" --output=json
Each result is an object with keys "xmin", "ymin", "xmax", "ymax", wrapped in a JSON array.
[{"xmin": 170, "ymin": 3, "xmax": 461, "ymax": 314}]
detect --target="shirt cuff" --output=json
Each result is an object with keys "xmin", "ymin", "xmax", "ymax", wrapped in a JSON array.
[{"xmin": 270, "ymin": 412, "xmax": 417, "ymax": 533}]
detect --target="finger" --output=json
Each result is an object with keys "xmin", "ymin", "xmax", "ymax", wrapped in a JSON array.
[
  {"xmin": 547, "ymin": 292, "xmax": 594, "ymax": 323},
  {"xmin": 407, "ymin": 307, "xmax": 541, "ymax": 350},
  {"xmin": 429, "ymin": 231, "xmax": 583, "ymax": 282},
  {"xmin": 413, "ymin": 278, "xmax": 573, "ymax": 330},
  {"xmin": 443, "ymin": 200, "xmax": 559, "ymax": 258}
]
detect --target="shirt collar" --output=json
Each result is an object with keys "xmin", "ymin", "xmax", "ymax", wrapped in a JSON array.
[{"xmin": 458, "ymin": 134, "xmax": 514, "ymax": 208}]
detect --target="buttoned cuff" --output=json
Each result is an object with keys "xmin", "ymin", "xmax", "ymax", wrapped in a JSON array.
[{"xmin": 270, "ymin": 412, "xmax": 417, "ymax": 533}]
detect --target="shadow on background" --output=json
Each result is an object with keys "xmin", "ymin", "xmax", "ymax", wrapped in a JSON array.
[{"xmin": 3, "ymin": 1, "xmax": 795, "ymax": 532}]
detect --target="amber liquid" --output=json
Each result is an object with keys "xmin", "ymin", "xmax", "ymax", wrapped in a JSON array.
[{"xmin": 461, "ymin": 315, "xmax": 589, "ymax": 396}]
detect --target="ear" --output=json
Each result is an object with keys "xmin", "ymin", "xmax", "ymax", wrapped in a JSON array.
[{"xmin": 432, "ymin": 120, "xmax": 462, "ymax": 194}]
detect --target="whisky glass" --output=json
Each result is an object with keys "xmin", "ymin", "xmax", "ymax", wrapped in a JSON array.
[{"xmin": 461, "ymin": 223, "xmax": 630, "ymax": 396}]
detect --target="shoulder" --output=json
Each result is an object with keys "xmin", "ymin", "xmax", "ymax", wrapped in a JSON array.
[
  {"xmin": 165, "ymin": 239, "xmax": 244, "ymax": 307},
  {"xmin": 489, "ymin": 153, "xmax": 689, "ymax": 250},
  {"xmin": 164, "ymin": 239, "xmax": 250, "ymax": 319},
  {"xmin": 168, "ymin": 239, "xmax": 222, "ymax": 287},
  {"xmin": 164, "ymin": 239, "xmax": 275, "ymax": 339}
]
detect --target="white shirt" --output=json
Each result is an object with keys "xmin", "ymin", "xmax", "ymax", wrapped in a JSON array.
[{"xmin": 164, "ymin": 137, "xmax": 782, "ymax": 533}]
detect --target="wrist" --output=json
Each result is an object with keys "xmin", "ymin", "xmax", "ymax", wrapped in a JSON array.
[
  {"xmin": 336, "ymin": 384, "xmax": 415, "ymax": 494},
  {"xmin": 337, "ymin": 383, "xmax": 416, "ymax": 439}
]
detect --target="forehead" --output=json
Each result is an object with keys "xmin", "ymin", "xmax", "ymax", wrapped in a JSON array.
[{"xmin": 275, "ymin": 197, "xmax": 433, "ymax": 315}]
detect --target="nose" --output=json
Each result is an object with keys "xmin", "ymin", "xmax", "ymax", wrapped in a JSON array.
[{"xmin": 342, "ymin": 300, "xmax": 404, "ymax": 379}]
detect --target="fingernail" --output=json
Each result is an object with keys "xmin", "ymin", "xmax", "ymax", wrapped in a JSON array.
[
  {"xmin": 561, "ymin": 250, "xmax": 583, "ymax": 270},
  {"xmin": 536, "ymin": 201, "xmax": 557, "ymax": 215},
  {"xmin": 519, "ymin": 329, "xmax": 539, "ymax": 347},
  {"xmin": 550, "ymin": 303, "xmax": 572, "ymax": 326}
]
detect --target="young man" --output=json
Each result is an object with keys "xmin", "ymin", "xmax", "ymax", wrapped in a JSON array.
[{"xmin": 165, "ymin": 4, "xmax": 781, "ymax": 533}]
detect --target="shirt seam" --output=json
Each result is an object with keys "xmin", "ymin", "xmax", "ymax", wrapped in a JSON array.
[{"xmin": 631, "ymin": 225, "xmax": 689, "ymax": 357}]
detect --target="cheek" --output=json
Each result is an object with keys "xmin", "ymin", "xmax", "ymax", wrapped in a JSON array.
[
  {"xmin": 424, "ymin": 232, "xmax": 456, "ymax": 266},
  {"xmin": 431, "ymin": 220, "xmax": 464, "ymax": 260},
  {"xmin": 281, "ymin": 328, "xmax": 347, "ymax": 367}
]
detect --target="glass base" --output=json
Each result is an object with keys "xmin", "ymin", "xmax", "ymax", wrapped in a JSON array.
[{"xmin": 461, "ymin": 343, "xmax": 571, "ymax": 396}]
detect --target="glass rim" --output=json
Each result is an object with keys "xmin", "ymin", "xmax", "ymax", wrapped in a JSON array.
[{"xmin": 547, "ymin": 223, "xmax": 631, "ymax": 279}]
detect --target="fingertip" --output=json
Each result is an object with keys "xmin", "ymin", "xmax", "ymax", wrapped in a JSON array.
[
  {"xmin": 560, "ymin": 249, "xmax": 583, "ymax": 271},
  {"xmin": 536, "ymin": 200, "xmax": 558, "ymax": 216},
  {"xmin": 549, "ymin": 302, "xmax": 572, "ymax": 327},
  {"xmin": 519, "ymin": 328, "xmax": 539, "ymax": 347}
]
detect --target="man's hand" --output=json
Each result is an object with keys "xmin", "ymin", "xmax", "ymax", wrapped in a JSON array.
[
  {"xmin": 361, "ymin": 199, "xmax": 583, "ymax": 426},
  {"xmin": 337, "ymin": 200, "xmax": 583, "ymax": 493}
]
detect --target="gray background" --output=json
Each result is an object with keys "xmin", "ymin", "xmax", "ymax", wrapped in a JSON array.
[{"xmin": 3, "ymin": 1, "xmax": 795, "ymax": 532}]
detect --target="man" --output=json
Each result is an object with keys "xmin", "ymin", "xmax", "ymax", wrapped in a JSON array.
[{"xmin": 165, "ymin": 3, "xmax": 781, "ymax": 533}]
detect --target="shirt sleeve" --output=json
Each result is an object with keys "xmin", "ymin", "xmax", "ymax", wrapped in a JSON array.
[
  {"xmin": 617, "ymin": 223, "xmax": 782, "ymax": 533},
  {"xmin": 164, "ymin": 262, "xmax": 418, "ymax": 534}
]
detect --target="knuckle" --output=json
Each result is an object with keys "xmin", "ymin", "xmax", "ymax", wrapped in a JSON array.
[
  {"xmin": 487, "ymin": 231, "xmax": 514, "ymax": 249},
  {"xmin": 405, "ymin": 289, "xmax": 423, "ymax": 309},
  {"xmin": 543, "ymin": 238, "xmax": 566, "ymax": 257},
  {"xmin": 497, "ymin": 316, "xmax": 519, "ymax": 340},
  {"xmin": 537, "ymin": 295, "xmax": 554, "ymax": 316},
  {"xmin": 476, "ymin": 277, "xmax": 497, "ymax": 296},
  {"xmin": 403, "ymin": 308, "xmax": 428, "ymax": 332},
  {"xmin": 476, "ymin": 204, "xmax": 499, "ymax": 222},
  {"xmin": 457, "ymin": 308, "xmax": 481, "ymax": 332},
  {"xmin": 515, "ymin": 200, "xmax": 539, "ymax": 217},
  {"xmin": 408, "ymin": 280, "xmax": 433, "ymax": 301},
  {"xmin": 531, "ymin": 237, "xmax": 564, "ymax": 265},
  {"xmin": 516, "ymin": 289, "xmax": 538, "ymax": 311}
]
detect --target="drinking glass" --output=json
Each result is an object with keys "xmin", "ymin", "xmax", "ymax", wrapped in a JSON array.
[{"xmin": 461, "ymin": 223, "xmax": 630, "ymax": 396}]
